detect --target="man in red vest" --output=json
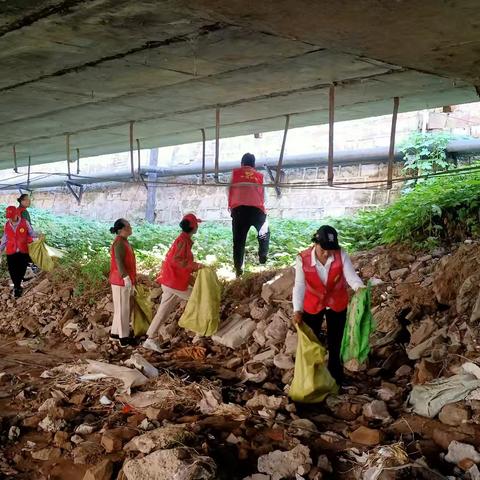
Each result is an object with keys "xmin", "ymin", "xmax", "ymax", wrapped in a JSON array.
[
  {"xmin": 292, "ymin": 225, "xmax": 365, "ymax": 385},
  {"xmin": 228, "ymin": 153, "xmax": 269, "ymax": 277},
  {"xmin": 0, "ymin": 206, "xmax": 37, "ymax": 298},
  {"xmin": 143, "ymin": 213, "xmax": 204, "ymax": 353}
]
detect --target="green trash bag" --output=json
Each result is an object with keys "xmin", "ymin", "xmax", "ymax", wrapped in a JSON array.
[
  {"xmin": 289, "ymin": 323, "xmax": 338, "ymax": 403},
  {"xmin": 132, "ymin": 285, "xmax": 153, "ymax": 337},
  {"xmin": 340, "ymin": 284, "xmax": 375, "ymax": 366},
  {"xmin": 28, "ymin": 238, "xmax": 55, "ymax": 272},
  {"xmin": 179, "ymin": 267, "xmax": 221, "ymax": 337}
]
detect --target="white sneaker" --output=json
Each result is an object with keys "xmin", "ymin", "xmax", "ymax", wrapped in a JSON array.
[{"xmin": 143, "ymin": 338, "xmax": 164, "ymax": 353}]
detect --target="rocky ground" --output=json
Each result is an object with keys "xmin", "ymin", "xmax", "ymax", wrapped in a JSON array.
[{"xmin": 1, "ymin": 240, "xmax": 480, "ymax": 480}]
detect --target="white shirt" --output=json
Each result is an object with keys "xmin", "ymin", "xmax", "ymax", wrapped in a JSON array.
[{"xmin": 292, "ymin": 248, "xmax": 364, "ymax": 312}]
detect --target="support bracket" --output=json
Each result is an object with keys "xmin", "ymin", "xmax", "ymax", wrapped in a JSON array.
[
  {"xmin": 265, "ymin": 164, "xmax": 282, "ymax": 198},
  {"xmin": 65, "ymin": 181, "xmax": 84, "ymax": 205}
]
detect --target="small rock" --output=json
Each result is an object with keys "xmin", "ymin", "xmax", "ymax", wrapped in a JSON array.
[
  {"xmin": 439, "ymin": 403, "xmax": 471, "ymax": 426},
  {"xmin": 101, "ymin": 428, "xmax": 136, "ymax": 453},
  {"xmin": 8, "ymin": 426, "xmax": 20, "ymax": 440},
  {"xmin": 257, "ymin": 445, "xmax": 312, "ymax": 480},
  {"xmin": 75, "ymin": 424, "xmax": 96, "ymax": 435},
  {"xmin": 395, "ymin": 365, "xmax": 413, "ymax": 377},
  {"xmin": 72, "ymin": 442, "xmax": 104, "ymax": 465},
  {"xmin": 31, "ymin": 447, "xmax": 61, "ymax": 461},
  {"xmin": 71, "ymin": 434, "xmax": 84, "ymax": 445},
  {"xmin": 349, "ymin": 426, "xmax": 383, "ymax": 446},
  {"xmin": 83, "ymin": 459, "xmax": 113, "ymax": 480},
  {"xmin": 54, "ymin": 431, "xmax": 70, "ymax": 448},
  {"xmin": 445, "ymin": 441, "xmax": 480, "ymax": 465},
  {"xmin": 124, "ymin": 425, "xmax": 195, "ymax": 454},
  {"xmin": 362, "ymin": 400, "xmax": 392, "ymax": 424},
  {"xmin": 289, "ymin": 419, "xmax": 318, "ymax": 438},
  {"xmin": 38, "ymin": 415, "xmax": 66, "ymax": 433},
  {"xmin": 390, "ymin": 268, "xmax": 409, "ymax": 281}
]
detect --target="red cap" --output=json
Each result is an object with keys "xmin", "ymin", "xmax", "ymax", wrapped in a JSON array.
[
  {"xmin": 182, "ymin": 213, "xmax": 202, "ymax": 229},
  {"xmin": 5, "ymin": 206, "xmax": 18, "ymax": 219}
]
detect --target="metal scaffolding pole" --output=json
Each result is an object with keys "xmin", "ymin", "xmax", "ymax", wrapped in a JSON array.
[{"xmin": 387, "ymin": 97, "xmax": 400, "ymax": 189}]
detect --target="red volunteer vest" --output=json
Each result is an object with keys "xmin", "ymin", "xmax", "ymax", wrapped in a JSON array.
[
  {"xmin": 300, "ymin": 247, "xmax": 349, "ymax": 314},
  {"xmin": 109, "ymin": 236, "xmax": 136, "ymax": 286},
  {"xmin": 5, "ymin": 218, "xmax": 32, "ymax": 255},
  {"xmin": 228, "ymin": 166, "xmax": 265, "ymax": 212},
  {"xmin": 157, "ymin": 232, "xmax": 194, "ymax": 291}
]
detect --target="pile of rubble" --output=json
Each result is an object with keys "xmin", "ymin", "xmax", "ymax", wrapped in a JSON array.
[{"xmin": 0, "ymin": 240, "xmax": 480, "ymax": 479}]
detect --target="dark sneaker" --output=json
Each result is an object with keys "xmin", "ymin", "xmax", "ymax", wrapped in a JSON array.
[
  {"xmin": 14, "ymin": 288, "xmax": 23, "ymax": 298},
  {"xmin": 109, "ymin": 333, "xmax": 119, "ymax": 340},
  {"xmin": 235, "ymin": 268, "xmax": 243, "ymax": 278},
  {"xmin": 120, "ymin": 337, "xmax": 135, "ymax": 347},
  {"xmin": 259, "ymin": 255, "xmax": 268, "ymax": 265}
]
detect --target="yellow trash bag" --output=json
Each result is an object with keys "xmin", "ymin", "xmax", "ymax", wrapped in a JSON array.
[
  {"xmin": 132, "ymin": 285, "xmax": 153, "ymax": 337},
  {"xmin": 179, "ymin": 267, "xmax": 221, "ymax": 337},
  {"xmin": 28, "ymin": 238, "xmax": 55, "ymax": 272},
  {"xmin": 289, "ymin": 323, "xmax": 338, "ymax": 403}
]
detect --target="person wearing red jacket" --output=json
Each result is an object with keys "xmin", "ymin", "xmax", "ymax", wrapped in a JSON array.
[
  {"xmin": 143, "ymin": 213, "xmax": 203, "ymax": 353},
  {"xmin": 228, "ymin": 153, "xmax": 270, "ymax": 277},
  {"xmin": 0, "ymin": 206, "xmax": 37, "ymax": 298},
  {"xmin": 109, "ymin": 218, "xmax": 136, "ymax": 347},
  {"xmin": 292, "ymin": 225, "xmax": 365, "ymax": 385}
]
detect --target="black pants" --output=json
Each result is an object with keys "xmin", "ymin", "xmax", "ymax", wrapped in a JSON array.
[
  {"xmin": 231, "ymin": 206, "xmax": 270, "ymax": 273},
  {"xmin": 7, "ymin": 253, "xmax": 30, "ymax": 290},
  {"xmin": 303, "ymin": 308, "xmax": 347, "ymax": 384}
]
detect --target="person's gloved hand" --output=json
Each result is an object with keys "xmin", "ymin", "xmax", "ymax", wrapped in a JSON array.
[
  {"xmin": 293, "ymin": 311, "xmax": 303, "ymax": 326},
  {"xmin": 123, "ymin": 276, "xmax": 132, "ymax": 289}
]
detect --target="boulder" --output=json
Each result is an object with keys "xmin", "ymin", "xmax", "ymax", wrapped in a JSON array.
[{"xmin": 123, "ymin": 448, "xmax": 216, "ymax": 480}]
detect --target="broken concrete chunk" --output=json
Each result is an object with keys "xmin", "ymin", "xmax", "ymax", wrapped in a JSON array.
[
  {"xmin": 289, "ymin": 419, "xmax": 318, "ymax": 438},
  {"xmin": 240, "ymin": 361, "xmax": 269, "ymax": 384},
  {"xmin": 261, "ymin": 268, "xmax": 294, "ymax": 304},
  {"xmin": 124, "ymin": 425, "xmax": 195, "ymax": 454},
  {"xmin": 85, "ymin": 360, "xmax": 148, "ymax": 391},
  {"xmin": 212, "ymin": 314, "xmax": 256, "ymax": 349},
  {"xmin": 38, "ymin": 415, "xmax": 66, "ymax": 433},
  {"xmin": 362, "ymin": 400, "xmax": 392, "ymax": 424},
  {"xmin": 257, "ymin": 445, "xmax": 311, "ymax": 480},
  {"xmin": 264, "ymin": 311, "xmax": 289, "ymax": 346},
  {"xmin": 445, "ymin": 441, "xmax": 480, "ymax": 465},
  {"xmin": 273, "ymin": 353, "xmax": 294, "ymax": 370},
  {"xmin": 125, "ymin": 354, "xmax": 159, "ymax": 379},
  {"xmin": 246, "ymin": 392, "xmax": 287, "ymax": 410},
  {"xmin": 123, "ymin": 448, "xmax": 216, "ymax": 480}
]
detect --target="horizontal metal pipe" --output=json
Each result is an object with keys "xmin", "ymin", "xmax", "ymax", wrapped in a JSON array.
[{"xmin": 1, "ymin": 139, "xmax": 480, "ymax": 191}]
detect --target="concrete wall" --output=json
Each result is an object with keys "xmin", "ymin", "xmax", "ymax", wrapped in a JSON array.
[{"xmin": 0, "ymin": 162, "xmax": 399, "ymax": 223}]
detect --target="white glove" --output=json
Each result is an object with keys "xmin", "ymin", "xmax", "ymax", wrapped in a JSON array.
[{"xmin": 123, "ymin": 276, "xmax": 132, "ymax": 289}]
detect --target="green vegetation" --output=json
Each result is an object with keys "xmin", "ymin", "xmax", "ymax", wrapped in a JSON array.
[{"xmin": 0, "ymin": 159, "xmax": 478, "ymax": 292}]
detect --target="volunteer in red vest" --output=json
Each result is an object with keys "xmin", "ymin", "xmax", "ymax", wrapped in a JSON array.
[
  {"xmin": 17, "ymin": 194, "xmax": 32, "ymax": 225},
  {"xmin": 292, "ymin": 225, "xmax": 365, "ymax": 385},
  {"xmin": 0, "ymin": 206, "xmax": 37, "ymax": 298},
  {"xmin": 109, "ymin": 218, "xmax": 136, "ymax": 347},
  {"xmin": 143, "ymin": 213, "xmax": 204, "ymax": 353},
  {"xmin": 228, "ymin": 153, "xmax": 269, "ymax": 277}
]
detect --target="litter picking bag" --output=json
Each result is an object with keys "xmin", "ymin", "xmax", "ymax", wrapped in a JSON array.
[
  {"xmin": 179, "ymin": 267, "xmax": 221, "ymax": 337},
  {"xmin": 28, "ymin": 238, "xmax": 56, "ymax": 272},
  {"xmin": 132, "ymin": 285, "xmax": 153, "ymax": 337},
  {"xmin": 340, "ymin": 284, "xmax": 375, "ymax": 366},
  {"xmin": 289, "ymin": 323, "xmax": 338, "ymax": 403}
]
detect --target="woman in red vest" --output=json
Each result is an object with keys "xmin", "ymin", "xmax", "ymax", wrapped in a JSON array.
[
  {"xmin": 109, "ymin": 218, "xmax": 136, "ymax": 347},
  {"xmin": 0, "ymin": 206, "xmax": 37, "ymax": 298},
  {"xmin": 292, "ymin": 225, "xmax": 365, "ymax": 385},
  {"xmin": 143, "ymin": 213, "xmax": 203, "ymax": 353},
  {"xmin": 228, "ymin": 153, "xmax": 270, "ymax": 277}
]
